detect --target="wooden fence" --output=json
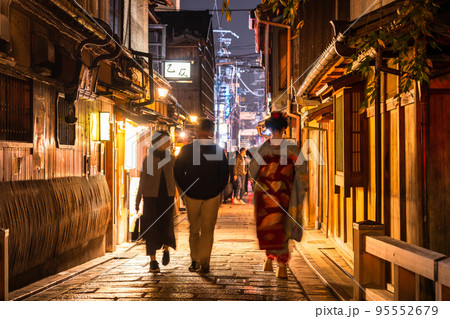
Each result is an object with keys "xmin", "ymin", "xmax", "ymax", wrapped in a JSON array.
[
  {"xmin": 0, "ymin": 228, "xmax": 8, "ymax": 301},
  {"xmin": 0, "ymin": 175, "xmax": 110, "ymax": 294}
]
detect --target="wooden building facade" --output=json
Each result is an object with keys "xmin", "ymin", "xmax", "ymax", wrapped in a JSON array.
[
  {"xmin": 155, "ymin": 10, "xmax": 216, "ymax": 120},
  {"xmin": 252, "ymin": 0, "xmax": 450, "ymax": 300},
  {"xmin": 0, "ymin": 0, "xmax": 179, "ymax": 290}
]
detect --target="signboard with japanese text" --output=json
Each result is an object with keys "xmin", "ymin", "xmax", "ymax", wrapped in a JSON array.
[{"xmin": 164, "ymin": 61, "xmax": 191, "ymax": 79}]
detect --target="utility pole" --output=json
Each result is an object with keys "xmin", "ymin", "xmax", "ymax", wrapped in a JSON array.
[{"xmin": 214, "ymin": 29, "xmax": 239, "ymax": 151}]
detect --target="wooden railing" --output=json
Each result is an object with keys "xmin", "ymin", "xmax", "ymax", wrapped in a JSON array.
[
  {"xmin": 0, "ymin": 228, "xmax": 8, "ymax": 301},
  {"xmin": 353, "ymin": 221, "xmax": 450, "ymax": 301}
]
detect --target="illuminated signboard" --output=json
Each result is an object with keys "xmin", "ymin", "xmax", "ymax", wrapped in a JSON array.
[
  {"xmin": 99, "ymin": 112, "xmax": 110, "ymax": 141},
  {"xmin": 164, "ymin": 61, "xmax": 191, "ymax": 79}
]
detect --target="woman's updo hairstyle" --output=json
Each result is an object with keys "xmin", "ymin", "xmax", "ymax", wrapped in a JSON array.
[{"xmin": 265, "ymin": 111, "xmax": 288, "ymax": 133}]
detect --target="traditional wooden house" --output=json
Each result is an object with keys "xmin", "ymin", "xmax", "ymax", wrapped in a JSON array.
[
  {"xmin": 0, "ymin": 0, "xmax": 178, "ymax": 292},
  {"xmin": 155, "ymin": 10, "xmax": 216, "ymax": 121},
  {"xmin": 252, "ymin": 0, "xmax": 450, "ymax": 301}
]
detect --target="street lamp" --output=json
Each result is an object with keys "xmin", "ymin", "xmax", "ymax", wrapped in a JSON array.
[{"xmin": 190, "ymin": 115, "xmax": 198, "ymax": 123}]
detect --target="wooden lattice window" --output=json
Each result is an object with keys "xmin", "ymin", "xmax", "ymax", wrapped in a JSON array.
[
  {"xmin": 0, "ymin": 73, "xmax": 33, "ymax": 142},
  {"xmin": 334, "ymin": 83, "xmax": 365, "ymax": 196},
  {"xmin": 351, "ymin": 90, "xmax": 362, "ymax": 174},
  {"xmin": 335, "ymin": 93, "xmax": 344, "ymax": 173},
  {"xmin": 56, "ymin": 94, "xmax": 75, "ymax": 146}
]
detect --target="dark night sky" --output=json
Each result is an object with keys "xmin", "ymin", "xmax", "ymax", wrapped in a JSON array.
[{"xmin": 180, "ymin": 0, "xmax": 261, "ymax": 57}]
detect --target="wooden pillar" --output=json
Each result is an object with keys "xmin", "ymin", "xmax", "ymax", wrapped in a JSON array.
[
  {"xmin": 353, "ymin": 221, "xmax": 385, "ymax": 300},
  {"xmin": 437, "ymin": 258, "xmax": 450, "ymax": 301},
  {"xmin": 375, "ymin": 53, "xmax": 382, "ymax": 223},
  {"xmin": 436, "ymin": 285, "xmax": 450, "ymax": 301},
  {"xmin": 0, "ymin": 228, "xmax": 8, "ymax": 301},
  {"xmin": 105, "ymin": 121, "xmax": 116, "ymax": 252}
]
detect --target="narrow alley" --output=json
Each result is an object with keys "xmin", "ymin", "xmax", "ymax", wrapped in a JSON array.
[
  {"xmin": 10, "ymin": 203, "xmax": 337, "ymax": 301},
  {"xmin": 1, "ymin": 0, "xmax": 450, "ymax": 309}
]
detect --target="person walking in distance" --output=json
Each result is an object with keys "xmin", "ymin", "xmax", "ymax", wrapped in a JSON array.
[
  {"xmin": 230, "ymin": 151, "xmax": 239, "ymax": 202},
  {"xmin": 135, "ymin": 131, "xmax": 176, "ymax": 273},
  {"xmin": 233, "ymin": 148, "xmax": 247, "ymax": 205},
  {"xmin": 174, "ymin": 119, "xmax": 229, "ymax": 273}
]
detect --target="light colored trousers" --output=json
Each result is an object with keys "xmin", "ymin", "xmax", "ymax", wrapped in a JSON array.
[{"xmin": 184, "ymin": 195, "xmax": 221, "ymax": 267}]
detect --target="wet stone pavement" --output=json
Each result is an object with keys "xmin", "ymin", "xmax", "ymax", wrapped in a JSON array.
[{"xmin": 21, "ymin": 202, "xmax": 338, "ymax": 301}]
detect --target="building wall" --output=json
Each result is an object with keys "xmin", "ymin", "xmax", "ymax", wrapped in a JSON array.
[
  {"xmin": 113, "ymin": 0, "xmax": 150, "ymax": 247},
  {"xmin": 166, "ymin": 45, "xmax": 202, "ymax": 116},
  {"xmin": 427, "ymin": 75, "xmax": 450, "ymax": 256},
  {"xmin": 0, "ymin": 80, "xmax": 110, "ymax": 181},
  {"xmin": 156, "ymin": 11, "xmax": 215, "ymax": 119},
  {"xmin": 0, "ymin": 5, "xmax": 111, "ymax": 181},
  {"xmin": 291, "ymin": 0, "xmax": 348, "ymax": 93},
  {"xmin": 124, "ymin": 0, "xmax": 149, "ymax": 53},
  {"xmin": 293, "ymin": 0, "xmax": 438, "ymax": 261},
  {"xmin": 166, "ymin": 40, "xmax": 215, "ymax": 119},
  {"xmin": 300, "ymin": 71, "xmax": 430, "ymax": 261},
  {"xmin": 349, "ymin": 0, "xmax": 397, "ymax": 20},
  {"xmin": 304, "ymin": 80, "xmax": 428, "ymax": 258},
  {"xmin": 0, "ymin": 1, "xmax": 118, "ymax": 288},
  {"xmin": 200, "ymin": 27, "xmax": 216, "ymax": 119}
]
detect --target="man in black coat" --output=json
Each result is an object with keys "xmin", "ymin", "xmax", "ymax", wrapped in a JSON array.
[{"xmin": 174, "ymin": 119, "xmax": 229, "ymax": 273}]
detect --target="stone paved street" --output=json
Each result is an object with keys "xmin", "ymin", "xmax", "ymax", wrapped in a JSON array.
[{"xmin": 19, "ymin": 202, "xmax": 338, "ymax": 301}]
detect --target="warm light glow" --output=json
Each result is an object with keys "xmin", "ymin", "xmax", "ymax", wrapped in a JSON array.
[
  {"xmin": 117, "ymin": 121, "xmax": 126, "ymax": 131},
  {"xmin": 124, "ymin": 122, "xmax": 137, "ymax": 170},
  {"xmin": 99, "ymin": 112, "xmax": 110, "ymax": 141},
  {"xmin": 219, "ymin": 124, "xmax": 228, "ymax": 135},
  {"xmin": 157, "ymin": 88, "xmax": 168, "ymax": 98},
  {"xmin": 164, "ymin": 62, "xmax": 191, "ymax": 79},
  {"xmin": 170, "ymin": 126, "xmax": 176, "ymax": 143},
  {"xmin": 179, "ymin": 131, "xmax": 186, "ymax": 138},
  {"xmin": 90, "ymin": 112, "xmax": 99, "ymax": 141},
  {"xmin": 190, "ymin": 115, "xmax": 198, "ymax": 123},
  {"xmin": 174, "ymin": 146, "xmax": 181, "ymax": 156}
]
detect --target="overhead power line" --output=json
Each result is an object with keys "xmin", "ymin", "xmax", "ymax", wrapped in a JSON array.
[
  {"xmin": 213, "ymin": 29, "xmax": 240, "ymax": 38},
  {"xmin": 238, "ymin": 74, "xmax": 264, "ymax": 97}
]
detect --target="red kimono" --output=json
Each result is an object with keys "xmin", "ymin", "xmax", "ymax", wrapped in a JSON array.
[{"xmin": 253, "ymin": 141, "xmax": 298, "ymax": 263}]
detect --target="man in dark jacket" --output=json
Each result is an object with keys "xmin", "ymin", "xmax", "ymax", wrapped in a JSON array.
[{"xmin": 174, "ymin": 119, "xmax": 229, "ymax": 273}]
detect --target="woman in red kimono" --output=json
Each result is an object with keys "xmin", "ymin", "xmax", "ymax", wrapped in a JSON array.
[{"xmin": 249, "ymin": 112, "xmax": 306, "ymax": 278}]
